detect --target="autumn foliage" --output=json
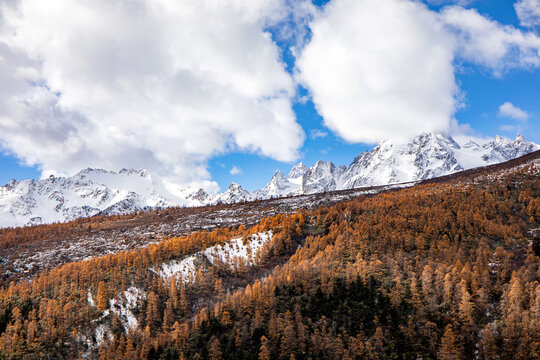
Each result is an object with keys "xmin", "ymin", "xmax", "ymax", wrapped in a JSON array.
[{"xmin": 0, "ymin": 164, "xmax": 539, "ymax": 359}]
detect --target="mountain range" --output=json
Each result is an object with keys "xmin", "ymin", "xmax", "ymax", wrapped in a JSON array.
[{"xmin": 0, "ymin": 132, "xmax": 537, "ymax": 227}]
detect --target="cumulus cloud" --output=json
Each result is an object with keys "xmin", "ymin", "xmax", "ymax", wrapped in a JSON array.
[
  {"xmin": 296, "ymin": 0, "xmax": 458, "ymax": 144},
  {"xmin": 442, "ymin": 6, "xmax": 540, "ymax": 73},
  {"xmin": 295, "ymin": 0, "xmax": 540, "ymax": 145},
  {"xmin": 498, "ymin": 102, "xmax": 530, "ymax": 121},
  {"xmin": 0, "ymin": 0, "xmax": 306, "ymax": 188},
  {"xmin": 515, "ymin": 0, "xmax": 540, "ymax": 28}
]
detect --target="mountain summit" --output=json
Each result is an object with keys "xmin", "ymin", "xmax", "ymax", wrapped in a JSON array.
[
  {"xmin": 253, "ymin": 132, "xmax": 538, "ymax": 198},
  {"xmin": 0, "ymin": 133, "xmax": 537, "ymax": 227}
]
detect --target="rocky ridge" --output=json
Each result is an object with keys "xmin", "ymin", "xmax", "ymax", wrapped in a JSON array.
[{"xmin": 0, "ymin": 132, "xmax": 537, "ymax": 227}]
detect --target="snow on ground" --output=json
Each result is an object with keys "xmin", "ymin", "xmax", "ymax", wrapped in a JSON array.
[
  {"xmin": 203, "ymin": 231, "xmax": 273, "ymax": 267},
  {"xmin": 155, "ymin": 231, "xmax": 273, "ymax": 281},
  {"xmin": 460, "ymin": 157, "xmax": 540, "ymax": 186},
  {"xmin": 156, "ymin": 256, "xmax": 197, "ymax": 282},
  {"xmin": 87, "ymin": 290, "xmax": 95, "ymax": 307},
  {"xmin": 94, "ymin": 324, "xmax": 113, "ymax": 345},
  {"xmin": 87, "ymin": 286, "xmax": 146, "ymax": 346},
  {"xmin": 109, "ymin": 287, "xmax": 146, "ymax": 330}
]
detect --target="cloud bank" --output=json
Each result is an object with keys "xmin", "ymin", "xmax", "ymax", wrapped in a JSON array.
[
  {"xmin": 296, "ymin": 0, "xmax": 458, "ymax": 144},
  {"xmin": 0, "ymin": 0, "xmax": 306, "ymax": 188}
]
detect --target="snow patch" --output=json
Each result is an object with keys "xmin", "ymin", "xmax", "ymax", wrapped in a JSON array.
[
  {"xmin": 94, "ymin": 324, "xmax": 113, "ymax": 345},
  {"xmin": 155, "ymin": 231, "xmax": 273, "ymax": 281},
  {"xmin": 87, "ymin": 290, "xmax": 95, "ymax": 307},
  {"xmin": 108, "ymin": 287, "xmax": 146, "ymax": 330},
  {"xmin": 87, "ymin": 286, "xmax": 146, "ymax": 347},
  {"xmin": 156, "ymin": 256, "xmax": 197, "ymax": 282},
  {"xmin": 203, "ymin": 231, "xmax": 272, "ymax": 267}
]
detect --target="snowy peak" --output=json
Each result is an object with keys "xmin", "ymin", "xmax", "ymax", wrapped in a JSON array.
[
  {"xmin": 514, "ymin": 133, "xmax": 526, "ymax": 143},
  {"xmin": 481, "ymin": 133, "xmax": 538, "ymax": 163},
  {"xmin": 248, "ymin": 132, "xmax": 537, "ymax": 200},
  {"xmin": 227, "ymin": 182, "xmax": 246, "ymax": 193},
  {"xmin": 288, "ymin": 162, "xmax": 308, "ymax": 178},
  {"xmin": 343, "ymin": 132, "xmax": 536, "ymax": 188},
  {"xmin": 270, "ymin": 170, "xmax": 288, "ymax": 184},
  {"xmin": 256, "ymin": 170, "xmax": 300, "ymax": 198},
  {"xmin": 406, "ymin": 132, "xmax": 461, "ymax": 155},
  {"xmin": 257, "ymin": 160, "xmax": 344, "ymax": 198},
  {"xmin": 187, "ymin": 189, "xmax": 209, "ymax": 203},
  {"xmin": 118, "ymin": 168, "xmax": 151, "ymax": 177},
  {"xmin": 463, "ymin": 140, "xmax": 480, "ymax": 149},
  {"xmin": 0, "ymin": 168, "xmax": 195, "ymax": 227},
  {"xmin": 310, "ymin": 160, "xmax": 335, "ymax": 174},
  {"xmin": 215, "ymin": 183, "xmax": 251, "ymax": 204},
  {"xmin": 302, "ymin": 160, "xmax": 340, "ymax": 194},
  {"xmin": 266, "ymin": 171, "xmax": 291, "ymax": 192},
  {"xmin": 404, "ymin": 132, "xmax": 463, "ymax": 180}
]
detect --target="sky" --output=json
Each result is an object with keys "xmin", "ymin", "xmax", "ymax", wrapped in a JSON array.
[{"xmin": 0, "ymin": 0, "xmax": 539, "ymax": 191}]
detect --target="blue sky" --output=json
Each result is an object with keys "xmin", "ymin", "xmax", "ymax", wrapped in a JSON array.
[
  {"xmin": 210, "ymin": 0, "xmax": 540, "ymax": 190},
  {"xmin": 0, "ymin": 0, "xmax": 539, "ymax": 190}
]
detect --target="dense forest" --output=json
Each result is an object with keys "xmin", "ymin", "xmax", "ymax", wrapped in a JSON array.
[{"xmin": 0, "ymin": 160, "xmax": 539, "ymax": 359}]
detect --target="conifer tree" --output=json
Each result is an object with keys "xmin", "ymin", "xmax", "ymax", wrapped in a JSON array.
[
  {"xmin": 97, "ymin": 281, "xmax": 108, "ymax": 311},
  {"xmin": 209, "ymin": 336, "xmax": 223, "ymax": 360},
  {"xmin": 438, "ymin": 324, "xmax": 463, "ymax": 360},
  {"xmin": 259, "ymin": 336, "xmax": 272, "ymax": 360}
]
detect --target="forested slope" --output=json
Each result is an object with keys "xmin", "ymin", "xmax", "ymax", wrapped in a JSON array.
[{"xmin": 0, "ymin": 155, "xmax": 539, "ymax": 359}]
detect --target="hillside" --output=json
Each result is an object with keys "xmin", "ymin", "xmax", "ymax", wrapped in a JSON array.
[
  {"xmin": 2, "ymin": 151, "xmax": 538, "ymax": 287},
  {"xmin": 0, "ymin": 151, "xmax": 539, "ymax": 359},
  {"xmin": 0, "ymin": 180, "xmax": 414, "ymax": 286}
]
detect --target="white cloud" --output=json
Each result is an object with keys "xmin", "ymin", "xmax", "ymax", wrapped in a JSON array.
[
  {"xmin": 230, "ymin": 166, "xmax": 242, "ymax": 175},
  {"xmin": 425, "ymin": 0, "xmax": 474, "ymax": 6},
  {"xmin": 442, "ymin": 6, "xmax": 540, "ymax": 73},
  {"xmin": 498, "ymin": 101, "xmax": 529, "ymax": 121},
  {"xmin": 2, "ymin": 0, "xmax": 539, "ymax": 183},
  {"xmin": 515, "ymin": 0, "xmax": 540, "ymax": 28},
  {"xmin": 296, "ymin": 0, "xmax": 458, "ymax": 144},
  {"xmin": 0, "ymin": 0, "xmax": 306, "ymax": 187},
  {"xmin": 295, "ymin": 0, "xmax": 540, "ymax": 145},
  {"xmin": 267, "ymin": 0, "xmax": 317, "ymax": 54},
  {"xmin": 309, "ymin": 129, "xmax": 328, "ymax": 140}
]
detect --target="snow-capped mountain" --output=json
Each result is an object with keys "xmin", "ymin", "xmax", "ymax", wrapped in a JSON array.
[
  {"xmin": 255, "ymin": 170, "xmax": 299, "ymax": 198},
  {"xmin": 255, "ymin": 133, "xmax": 538, "ymax": 197},
  {"xmin": 0, "ymin": 133, "xmax": 537, "ymax": 227},
  {"xmin": 214, "ymin": 183, "xmax": 254, "ymax": 204},
  {"xmin": 0, "ymin": 168, "xmax": 198, "ymax": 227},
  {"xmin": 342, "ymin": 132, "xmax": 465, "ymax": 188}
]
